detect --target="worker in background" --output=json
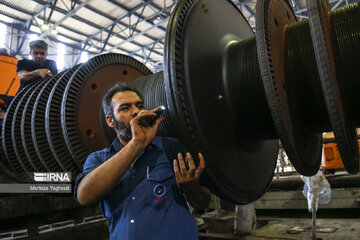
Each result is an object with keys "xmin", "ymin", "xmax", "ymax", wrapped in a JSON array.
[
  {"xmin": 75, "ymin": 83, "xmax": 211, "ymax": 240},
  {"xmin": 0, "ymin": 48, "xmax": 10, "ymax": 56},
  {"xmin": 16, "ymin": 39, "xmax": 58, "ymax": 92}
]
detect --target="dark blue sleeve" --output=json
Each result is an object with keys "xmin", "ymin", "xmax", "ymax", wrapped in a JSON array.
[
  {"xmin": 49, "ymin": 60, "xmax": 58, "ymax": 75},
  {"xmin": 73, "ymin": 152, "xmax": 103, "ymax": 203},
  {"xmin": 16, "ymin": 60, "xmax": 26, "ymax": 73}
]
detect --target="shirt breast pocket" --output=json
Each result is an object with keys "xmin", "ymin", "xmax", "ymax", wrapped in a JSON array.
[{"xmin": 145, "ymin": 164, "xmax": 174, "ymax": 207}]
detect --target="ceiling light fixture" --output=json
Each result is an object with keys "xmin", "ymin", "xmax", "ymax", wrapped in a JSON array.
[{"xmin": 40, "ymin": 23, "xmax": 50, "ymax": 32}]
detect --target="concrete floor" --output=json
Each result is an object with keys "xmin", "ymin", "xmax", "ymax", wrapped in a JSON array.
[
  {"xmin": 3, "ymin": 216, "xmax": 358, "ymax": 239},
  {"xmin": 200, "ymin": 217, "xmax": 360, "ymax": 240}
]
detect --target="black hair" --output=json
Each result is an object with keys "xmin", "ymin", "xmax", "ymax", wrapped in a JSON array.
[
  {"xmin": 29, "ymin": 40, "xmax": 48, "ymax": 50},
  {"xmin": 0, "ymin": 48, "xmax": 9, "ymax": 56},
  {"xmin": 102, "ymin": 83, "xmax": 143, "ymax": 117}
]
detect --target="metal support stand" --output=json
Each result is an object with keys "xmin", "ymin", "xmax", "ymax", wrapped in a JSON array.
[
  {"xmin": 234, "ymin": 203, "xmax": 255, "ymax": 237},
  {"xmin": 312, "ymin": 204, "xmax": 317, "ymax": 240}
]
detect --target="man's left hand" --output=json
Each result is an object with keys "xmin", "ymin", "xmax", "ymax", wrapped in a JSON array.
[{"xmin": 173, "ymin": 152, "xmax": 205, "ymax": 193}]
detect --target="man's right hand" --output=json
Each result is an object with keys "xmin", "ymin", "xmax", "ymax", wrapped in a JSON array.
[
  {"xmin": 35, "ymin": 68, "xmax": 53, "ymax": 78},
  {"xmin": 18, "ymin": 69, "xmax": 53, "ymax": 82},
  {"xmin": 129, "ymin": 107, "xmax": 164, "ymax": 148}
]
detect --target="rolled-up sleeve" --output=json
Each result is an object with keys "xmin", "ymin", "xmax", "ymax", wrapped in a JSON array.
[
  {"xmin": 73, "ymin": 152, "xmax": 103, "ymax": 203},
  {"xmin": 16, "ymin": 60, "xmax": 26, "ymax": 73},
  {"xmin": 50, "ymin": 60, "xmax": 58, "ymax": 75}
]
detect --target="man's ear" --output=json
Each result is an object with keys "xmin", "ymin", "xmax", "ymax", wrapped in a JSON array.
[{"xmin": 105, "ymin": 115, "xmax": 114, "ymax": 128}]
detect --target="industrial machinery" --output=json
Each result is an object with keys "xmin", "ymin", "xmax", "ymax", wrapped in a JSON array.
[
  {"xmin": 3, "ymin": 0, "xmax": 360, "ymax": 204},
  {"xmin": 0, "ymin": 55, "xmax": 19, "ymax": 98},
  {"xmin": 0, "ymin": 55, "xmax": 19, "ymax": 120},
  {"xmin": 322, "ymin": 131, "xmax": 360, "ymax": 173},
  {"xmin": 1, "ymin": 0, "xmax": 360, "ymax": 238}
]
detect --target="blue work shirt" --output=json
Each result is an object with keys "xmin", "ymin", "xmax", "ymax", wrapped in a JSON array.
[
  {"xmin": 16, "ymin": 59, "xmax": 58, "ymax": 92},
  {"xmin": 74, "ymin": 137, "xmax": 199, "ymax": 240}
]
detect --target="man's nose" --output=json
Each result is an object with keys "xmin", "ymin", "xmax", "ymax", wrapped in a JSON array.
[{"xmin": 132, "ymin": 106, "xmax": 141, "ymax": 117}]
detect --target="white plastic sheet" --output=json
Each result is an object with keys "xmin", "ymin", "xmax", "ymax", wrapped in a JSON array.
[{"xmin": 301, "ymin": 171, "xmax": 331, "ymax": 212}]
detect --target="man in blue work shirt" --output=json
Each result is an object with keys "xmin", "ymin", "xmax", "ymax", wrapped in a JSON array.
[
  {"xmin": 74, "ymin": 83, "xmax": 211, "ymax": 240},
  {"xmin": 16, "ymin": 39, "xmax": 58, "ymax": 92}
]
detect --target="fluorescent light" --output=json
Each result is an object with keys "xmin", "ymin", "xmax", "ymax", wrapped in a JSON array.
[
  {"xmin": 80, "ymin": 51, "xmax": 88, "ymax": 63},
  {"xmin": 57, "ymin": 43, "xmax": 65, "ymax": 70},
  {"xmin": 145, "ymin": 62, "xmax": 152, "ymax": 68},
  {"xmin": 153, "ymin": 16, "xmax": 162, "ymax": 25},
  {"xmin": 29, "ymin": 34, "xmax": 38, "ymax": 41},
  {"xmin": 0, "ymin": 23, "xmax": 7, "ymax": 48},
  {"xmin": 40, "ymin": 23, "xmax": 50, "ymax": 32}
]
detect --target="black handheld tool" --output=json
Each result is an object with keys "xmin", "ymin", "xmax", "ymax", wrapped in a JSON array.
[{"xmin": 138, "ymin": 106, "xmax": 165, "ymax": 127}]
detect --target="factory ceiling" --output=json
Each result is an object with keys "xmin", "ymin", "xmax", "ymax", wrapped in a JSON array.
[{"xmin": 0, "ymin": 0, "xmax": 356, "ymax": 72}]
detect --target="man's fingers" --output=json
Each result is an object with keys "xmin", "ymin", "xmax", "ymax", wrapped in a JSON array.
[
  {"xmin": 198, "ymin": 153, "xmax": 205, "ymax": 169},
  {"xmin": 186, "ymin": 152, "xmax": 196, "ymax": 176},
  {"xmin": 175, "ymin": 152, "xmax": 205, "ymax": 180},
  {"xmin": 151, "ymin": 106, "xmax": 163, "ymax": 113},
  {"xmin": 133, "ymin": 110, "xmax": 157, "ymax": 127},
  {"xmin": 152, "ymin": 117, "xmax": 164, "ymax": 129},
  {"xmin": 136, "ymin": 110, "xmax": 156, "ymax": 118},
  {"xmin": 173, "ymin": 159, "xmax": 181, "ymax": 181},
  {"xmin": 195, "ymin": 167, "xmax": 204, "ymax": 179},
  {"xmin": 195, "ymin": 153, "xmax": 205, "ymax": 178},
  {"xmin": 178, "ymin": 153, "xmax": 187, "ymax": 176}
]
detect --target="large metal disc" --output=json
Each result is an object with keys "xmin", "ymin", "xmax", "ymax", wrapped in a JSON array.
[
  {"xmin": 2, "ymin": 81, "xmax": 38, "ymax": 181},
  {"xmin": 306, "ymin": 0, "xmax": 359, "ymax": 173},
  {"xmin": 164, "ymin": 0, "xmax": 279, "ymax": 203},
  {"xmin": 61, "ymin": 53, "xmax": 151, "ymax": 166},
  {"xmin": 130, "ymin": 71, "xmax": 177, "ymax": 137},
  {"xmin": 11, "ymin": 80, "xmax": 45, "ymax": 180},
  {"xmin": 46, "ymin": 65, "xmax": 83, "ymax": 174},
  {"xmin": 256, "ymin": 0, "xmax": 322, "ymax": 176},
  {"xmin": 31, "ymin": 70, "xmax": 73, "ymax": 173},
  {"xmin": 21, "ymin": 77, "xmax": 56, "ymax": 172},
  {"xmin": 331, "ymin": 3, "xmax": 360, "ymax": 126}
]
